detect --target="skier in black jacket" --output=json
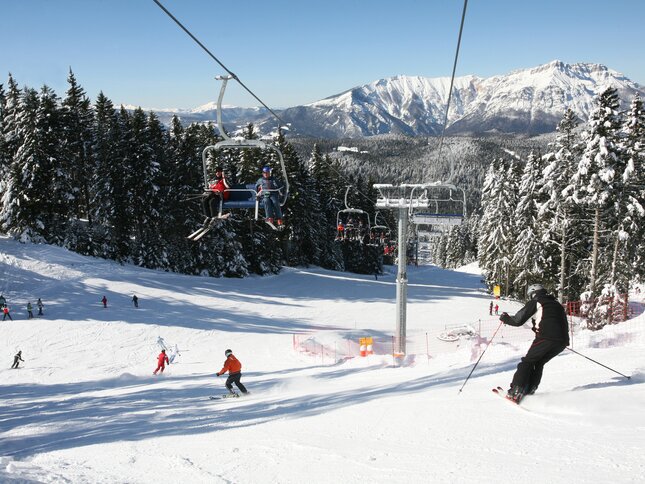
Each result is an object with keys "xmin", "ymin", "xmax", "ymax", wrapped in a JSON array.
[{"xmin": 500, "ymin": 284, "xmax": 569, "ymax": 402}]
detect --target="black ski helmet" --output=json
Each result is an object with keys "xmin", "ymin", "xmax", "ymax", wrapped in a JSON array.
[
  {"xmin": 224, "ymin": 349, "xmax": 233, "ymax": 357},
  {"xmin": 527, "ymin": 283, "xmax": 545, "ymax": 299}
]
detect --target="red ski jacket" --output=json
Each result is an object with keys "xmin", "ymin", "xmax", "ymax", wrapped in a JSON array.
[
  {"xmin": 217, "ymin": 355, "xmax": 242, "ymax": 375},
  {"xmin": 157, "ymin": 352, "xmax": 169, "ymax": 366},
  {"xmin": 209, "ymin": 178, "xmax": 230, "ymax": 200}
]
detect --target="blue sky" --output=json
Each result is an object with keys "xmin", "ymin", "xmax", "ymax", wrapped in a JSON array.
[{"xmin": 1, "ymin": 0, "xmax": 644, "ymax": 109}]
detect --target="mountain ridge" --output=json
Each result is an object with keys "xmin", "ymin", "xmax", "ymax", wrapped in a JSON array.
[{"xmin": 140, "ymin": 61, "xmax": 644, "ymax": 138}]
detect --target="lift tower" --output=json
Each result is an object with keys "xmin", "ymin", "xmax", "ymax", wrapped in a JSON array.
[{"xmin": 374, "ymin": 184, "xmax": 432, "ymax": 355}]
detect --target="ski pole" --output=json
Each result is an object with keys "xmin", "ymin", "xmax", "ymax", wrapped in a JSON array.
[
  {"xmin": 458, "ymin": 321, "xmax": 503, "ymax": 394},
  {"xmin": 565, "ymin": 347, "xmax": 631, "ymax": 380}
]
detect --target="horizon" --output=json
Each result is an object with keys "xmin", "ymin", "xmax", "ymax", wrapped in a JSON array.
[{"xmin": 1, "ymin": 0, "xmax": 644, "ymax": 109}]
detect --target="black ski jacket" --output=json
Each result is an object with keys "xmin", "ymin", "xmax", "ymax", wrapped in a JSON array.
[{"xmin": 501, "ymin": 291, "xmax": 570, "ymax": 344}]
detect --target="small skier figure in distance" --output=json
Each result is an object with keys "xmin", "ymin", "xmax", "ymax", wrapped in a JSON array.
[
  {"xmin": 132, "ymin": 294, "xmax": 139, "ymax": 308},
  {"xmin": 153, "ymin": 349, "xmax": 169, "ymax": 375},
  {"xmin": 27, "ymin": 302, "xmax": 34, "ymax": 319},
  {"xmin": 216, "ymin": 349, "xmax": 248, "ymax": 396},
  {"xmin": 2, "ymin": 306, "xmax": 13, "ymax": 321},
  {"xmin": 101, "ymin": 296, "xmax": 107, "ymax": 308},
  {"xmin": 489, "ymin": 301, "xmax": 493, "ymax": 316},
  {"xmin": 12, "ymin": 351, "xmax": 24, "ymax": 369},
  {"xmin": 37, "ymin": 298, "xmax": 44, "ymax": 316},
  {"xmin": 500, "ymin": 283, "xmax": 569, "ymax": 403}
]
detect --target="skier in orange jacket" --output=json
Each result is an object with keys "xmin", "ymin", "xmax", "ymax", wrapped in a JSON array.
[
  {"xmin": 153, "ymin": 349, "xmax": 169, "ymax": 375},
  {"xmin": 216, "ymin": 349, "xmax": 248, "ymax": 395}
]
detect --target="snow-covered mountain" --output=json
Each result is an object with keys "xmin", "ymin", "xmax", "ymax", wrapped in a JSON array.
[{"xmin": 144, "ymin": 61, "xmax": 644, "ymax": 138}]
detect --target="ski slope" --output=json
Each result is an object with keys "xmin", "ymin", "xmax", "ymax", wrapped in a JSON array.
[{"xmin": 0, "ymin": 236, "xmax": 643, "ymax": 483}]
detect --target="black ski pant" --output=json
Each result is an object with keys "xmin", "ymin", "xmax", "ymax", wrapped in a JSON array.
[
  {"xmin": 201, "ymin": 192, "xmax": 222, "ymax": 219},
  {"xmin": 3, "ymin": 313, "xmax": 12, "ymax": 321},
  {"xmin": 11, "ymin": 360, "xmax": 20, "ymax": 369},
  {"xmin": 225, "ymin": 372, "xmax": 247, "ymax": 394},
  {"xmin": 511, "ymin": 338, "xmax": 567, "ymax": 392}
]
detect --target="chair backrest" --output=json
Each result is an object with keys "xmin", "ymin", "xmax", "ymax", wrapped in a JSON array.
[{"xmin": 222, "ymin": 184, "xmax": 258, "ymax": 209}]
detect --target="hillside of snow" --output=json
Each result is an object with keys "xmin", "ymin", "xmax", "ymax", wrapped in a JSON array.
[{"xmin": 1, "ymin": 236, "xmax": 644, "ymax": 483}]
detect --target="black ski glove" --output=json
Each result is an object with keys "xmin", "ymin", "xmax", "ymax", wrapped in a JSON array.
[{"xmin": 500, "ymin": 312, "xmax": 513, "ymax": 325}]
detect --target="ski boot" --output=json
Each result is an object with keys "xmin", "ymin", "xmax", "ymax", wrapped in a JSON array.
[{"xmin": 506, "ymin": 385, "xmax": 525, "ymax": 404}]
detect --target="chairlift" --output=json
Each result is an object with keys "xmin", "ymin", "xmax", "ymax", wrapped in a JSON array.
[
  {"xmin": 410, "ymin": 183, "xmax": 466, "ymax": 228},
  {"xmin": 200, "ymin": 76, "xmax": 289, "ymax": 226},
  {"xmin": 335, "ymin": 186, "xmax": 370, "ymax": 242},
  {"xmin": 369, "ymin": 211, "xmax": 391, "ymax": 245}
]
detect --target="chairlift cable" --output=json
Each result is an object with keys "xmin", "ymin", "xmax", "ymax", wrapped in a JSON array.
[
  {"xmin": 436, "ymin": 0, "xmax": 469, "ymax": 183},
  {"xmin": 152, "ymin": 0, "xmax": 286, "ymax": 127}
]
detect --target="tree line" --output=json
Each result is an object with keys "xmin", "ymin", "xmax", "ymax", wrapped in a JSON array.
[
  {"xmin": 0, "ymin": 71, "xmax": 382, "ymax": 276},
  {"xmin": 467, "ymin": 88, "xmax": 643, "ymax": 327}
]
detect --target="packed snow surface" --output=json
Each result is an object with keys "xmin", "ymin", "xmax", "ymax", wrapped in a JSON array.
[{"xmin": 0, "ymin": 237, "xmax": 643, "ymax": 483}]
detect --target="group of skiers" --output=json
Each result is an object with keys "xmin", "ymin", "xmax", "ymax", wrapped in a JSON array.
[
  {"xmin": 201, "ymin": 165, "xmax": 284, "ymax": 227},
  {"xmin": 1, "ymin": 295, "xmax": 43, "ymax": 321},
  {"xmin": 153, "ymin": 347, "xmax": 248, "ymax": 396}
]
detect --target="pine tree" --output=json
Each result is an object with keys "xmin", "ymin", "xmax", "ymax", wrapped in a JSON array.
[
  {"xmin": 478, "ymin": 158, "xmax": 517, "ymax": 294},
  {"xmin": 0, "ymin": 75, "xmax": 21, "ymax": 228},
  {"xmin": 539, "ymin": 109, "xmax": 587, "ymax": 300},
  {"xmin": 512, "ymin": 152, "xmax": 544, "ymax": 295},
  {"xmin": 1, "ymin": 86, "xmax": 65, "ymax": 241},
  {"xmin": 127, "ymin": 108, "xmax": 165, "ymax": 268},
  {"xmin": 310, "ymin": 147, "xmax": 344, "ymax": 269},
  {"xmin": 572, "ymin": 87, "xmax": 623, "ymax": 297},
  {"xmin": 61, "ymin": 69, "xmax": 94, "ymax": 225},
  {"xmin": 619, "ymin": 95, "xmax": 645, "ymax": 283}
]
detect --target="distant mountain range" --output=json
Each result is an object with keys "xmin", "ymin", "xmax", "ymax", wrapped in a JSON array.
[{"xmin": 136, "ymin": 61, "xmax": 644, "ymax": 138}]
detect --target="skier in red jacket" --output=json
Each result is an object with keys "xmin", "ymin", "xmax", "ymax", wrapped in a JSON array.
[
  {"xmin": 153, "ymin": 349, "xmax": 169, "ymax": 375},
  {"xmin": 216, "ymin": 349, "xmax": 248, "ymax": 395}
]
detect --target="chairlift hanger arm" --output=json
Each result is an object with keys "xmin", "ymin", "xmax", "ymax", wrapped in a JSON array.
[{"xmin": 152, "ymin": 0, "xmax": 285, "ymax": 127}]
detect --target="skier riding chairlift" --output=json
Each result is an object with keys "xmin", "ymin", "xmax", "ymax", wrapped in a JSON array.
[{"xmin": 189, "ymin": 75, "xmax": 289, "ymax": 239}]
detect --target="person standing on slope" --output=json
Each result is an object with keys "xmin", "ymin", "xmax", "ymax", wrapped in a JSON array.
[
  {"xmin": 37, "ymin": 298, "xmax": 44, "ymax": 316},
  {"xmin": 500, "ymin": 283, "xmax": 569, "ymax": 402},
  {"xmin": 216, "ymin": 349, "xmax": 248, "ymax": 395},
  {"xmin": 101, "ymin": 295, "xmax": 107, "ymax": 308},
  {"xmin": 153, "ymin": 349, "xmax": 169, "ymax": 375},
  {"xmin": 27, "ymin": 302, "xmax": 34, "ymax": 319}
]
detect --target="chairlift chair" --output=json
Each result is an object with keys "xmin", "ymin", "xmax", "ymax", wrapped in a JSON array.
[
  {"xmin": 200, "ymin": 76, "xmax": 289, "ymax": 224},
  {"xmin": 336, "ymin": 186, "xmax": 371, "ymax": 241}
]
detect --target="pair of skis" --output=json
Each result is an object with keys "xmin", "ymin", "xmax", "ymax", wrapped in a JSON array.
[
  {"xmin": 187, "ymin": 214, "xmax": 230, "ymax": 241},
  {"xmin": 209, "ymin": 392, "xmax": 250, "ymax": 400}
]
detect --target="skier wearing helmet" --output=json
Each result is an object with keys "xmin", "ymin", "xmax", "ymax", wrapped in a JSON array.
[
  {"xmin": 499, "ymin": 283, "xmax": 569, "ymax": 402},
  {"xmin": 256, "ymin": 165, "xmax": 284, "ymax": 227},
  {"xmin": 216, "ymin": 349, "xmax": 248, "ymax": 395}
]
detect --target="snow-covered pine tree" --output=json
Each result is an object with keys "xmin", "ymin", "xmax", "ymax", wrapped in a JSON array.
[
  {"xmin": 309, "ymin": 146, "xmax": 344, "ymax": 270},
  {"xmin": 1, "ymin": 85, "xmax": 66, "ymax": 241},
  {"xmin": 618, "ymin": 95, "xmax": 645, "ymax": 284},
  {"xmin": 162, "ymin": 116, "xmax": 203, "ymax": 273},
  {"xmin": 275, "ymin": 129, "xmax": 322, "ymax": 266},
  {"xmin": 539, "ymin": 109, "xmax": 587, "ymax": 301},
  {"xmin": 0, "ymin": 76, "xmax": 22, "ymax": 231},
  {"xmin": 511, "ymin": 152, "xmax": 545, "ymax": 296},
  {"xmin": 61, "ymin": 70, "xmax": 94, "ymax": 226},
  {"xmin": 478, "ymin": 158, "xmax": 518, "ymax": 294},
  {"xmin": 572, "ymin": 87, "xmax": 624, "ymax": 299},
  {"xmin": 0, "ymin": 83, "xmax": 6, "ymax": 183},
  {"xmin": 126, "ymin": 108, "xmax": 165, "ymax": 268},
  {"xmin": 92, "ymin": 102, "xmax": 133, "ymax": 261}
]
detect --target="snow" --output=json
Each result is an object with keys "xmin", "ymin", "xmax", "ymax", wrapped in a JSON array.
[{"xmin": 1, "ymin": 236, "xmax": 644, "ymax": 483}]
